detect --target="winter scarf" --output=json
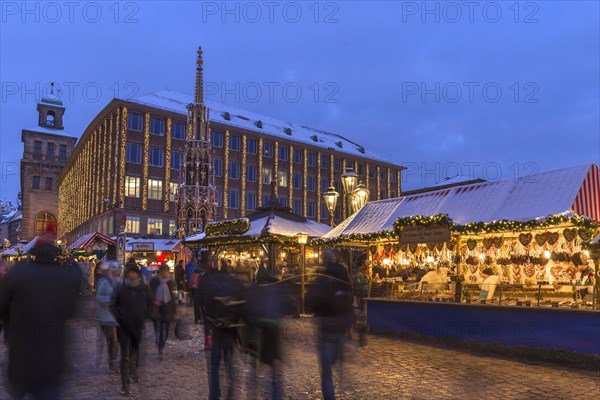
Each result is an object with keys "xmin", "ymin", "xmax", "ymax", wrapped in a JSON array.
[
  {"xmin": 155, "ymin": 275, "xmax": 172, "ymax": 303},
  {"xmin": 125, "ymin": 276, "xmax": 142, "ymax": 287}
]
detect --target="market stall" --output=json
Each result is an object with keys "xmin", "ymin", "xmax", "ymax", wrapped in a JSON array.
[
  {"xmin": 125, "ymin": 238, "xmax": 184, "ymax": 272},
  {"xmin": 318, "ymin": 163, "xmax": 600, "ymax": 354},
  {"xmin": 184, "ymin": 183, "xmax": 331, "ymax": 287},
  {"xmin": 68, "ymin": 232, "xmax": 116, "ymax": 260}
]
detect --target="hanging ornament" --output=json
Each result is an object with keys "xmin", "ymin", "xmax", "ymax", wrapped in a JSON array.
[
  {"xmin": 535, "ymin": 233, "xmax": 547, "ymax": 247},
  {"xmin": 446, "ymin": 240, "xmax": 456, "ymax": 252},
  {"xmin": 409, "ymin": 244, "xmax": 418, "ymax": 254},
  {"xmin": 563, "ymin": 228, "xmax": 577, "ymax": 242},
  {"xmin": 466, "ymin": 239, "xmax": 477, "ymax": 251},
  {"xmin": 369, "ymin": 245, "xmax": 377, "ymax": 255},
  {"xmin": 519, "ymin": 233, "xmax": 533, "ymax": 246},
  {"xmin": 482, "ymin": 237, "xmax": 493, "ymax": 250},
  {"xmin": 392, "ymin": 243, "xmax": 400, "ymax": 252},
  {"xmin": 493, "ymin": 236, "xmax": 503, "ymax": 248},
  {"xmin": 578, "ymin": 229, "xmax": 591, "ymax": 242},
  {"xmin": 547, "ymin": 231, "xmax": 559, "ymax": 246}
]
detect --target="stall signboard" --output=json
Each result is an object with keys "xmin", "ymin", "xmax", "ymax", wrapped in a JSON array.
[
  {"xmin": 399, "ymin": 224, "xmax": 451, "ymax": 244},
  {"xmin": 132, "ymin": 242, "xmax": 154, "ymax": 252},
  {"xmin": 117, "ymin": 233, "xmax": 126, "ymax": 265}
]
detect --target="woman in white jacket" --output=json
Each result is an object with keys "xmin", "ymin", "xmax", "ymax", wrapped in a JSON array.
[
  {"xmin": 479, "ymin": 268, "xmax": 500, "ymax": 301},
  {"xmin": 96, "ymin": 262, "xmax": 122, "ymax": 372}
]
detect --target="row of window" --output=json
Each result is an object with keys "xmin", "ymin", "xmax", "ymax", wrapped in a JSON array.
[
  {"xmin": 31, "ymin": 176, "xmax": 54, "ymax": 191},
  {"xmin": 33, "ymin": 140, "xmax": 68, "ymax": 158},
  {"xmin": 125, "ymin": 176, "xmax": 178, "ymax": 201},
  {"xmin": 124, "ymin": 216, "xmax": 177, "ymax": 236},
  {"xmin": 127, "ymin": 113, "xmax": 187, "ymax": 140}
]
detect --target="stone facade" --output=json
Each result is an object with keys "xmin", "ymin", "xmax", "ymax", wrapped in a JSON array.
[{"xmin": 20, "ymin": 93, "xmax": 77, "ymax": 240}]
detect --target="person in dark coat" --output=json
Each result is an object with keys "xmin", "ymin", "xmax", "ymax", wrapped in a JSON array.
[
  {"xmin": 200, "ymin": 259, "xmax": 246, "ymax": 400},
  {"xmin": 174, "ymin": 260, "xmax": 186, "ymax": 305},
  {"xmin": 149, "ymin": 263, "xmax": 176, "ymax": 357},
  {"xmin": 0, "ymin": 239, "xmax": 81, "ymax": 400},
  {"xmin": 306, "ymin": 250, "xmax": 354, "ymax": 400},
  {"xmin": 111, "ymin": 259, "xmax": 152, "ymax": 396}
]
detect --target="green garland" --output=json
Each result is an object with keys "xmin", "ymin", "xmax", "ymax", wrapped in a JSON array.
[
  {"xmin": 316, "ymin": 213, "xmax": 598, "ymax": 245},
  {"xmin": 205, "ymin": 218, "xmax": 250, "ymax": 237},
  {"xmin": 186, "ymin": 233, "xmax": 301, "ymax": 248}
]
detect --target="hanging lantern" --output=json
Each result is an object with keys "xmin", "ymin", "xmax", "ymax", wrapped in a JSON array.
[
  {"xmin": 341, "ymin": 167, "xmax": 359, "ymax": 196},
  {"xmin": 352, "ymin": 181, "xmax": 370, "ymax": 213}
]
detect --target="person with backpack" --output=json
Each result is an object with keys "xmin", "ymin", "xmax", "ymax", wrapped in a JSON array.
[
  {"xmin": 95, "ymin": 261, "xmax": 122, "ymax": 372},
  {"xmin": 200, "ymin": 258, "xmax": 246, "ymax": 400},
  {"xmin": 306, "ymin": 250, "xmax": 354, "ymax": 400}
]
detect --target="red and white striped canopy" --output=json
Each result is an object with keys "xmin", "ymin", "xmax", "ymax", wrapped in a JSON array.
[
  {"xmin": 572, "ymin": 163, "xmax": 600, "ymax": 222},
  {"xmin": 69, "ymin": 232, "xmax": 116, "ymax": 250}
]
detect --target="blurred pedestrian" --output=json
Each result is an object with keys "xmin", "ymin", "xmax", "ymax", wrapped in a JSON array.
[
  {"xmin": 149, "ymin": 263, "xmax": 176, "ymax": 358},
  {"xmin": 96, "ymin": 261, "xmax": 122, "ymax": 372},
  {"xmin": 306, "ymin": 250, "xmax": 354, "ymax": 400},
  {"xmin": 111, "ymin": 259, "xmax": 152, "ymax": 396},
  {"xmin": 185, "ymin": 258, "xmax": 197, "ymax": 305},
  {"xmin": 200, "ymin": 259, "xmax": 246, "ymax": 400},
  {"xmin": 188, "ymin": 264, "xmax": 202, "ymax": 324},
  {"xmin": 0, "ymin": 235, "xmax": 81, "ymax": 400},
  {"xmin": 175, "ymin": 260, "xmax": 186, "ymax": 305}
]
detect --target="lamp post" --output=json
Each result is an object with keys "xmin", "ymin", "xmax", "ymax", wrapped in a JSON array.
[
  {"xmin": 352, "ymin": 182, "xmax": 370, "ymax": 213},
  {"xmin": 322, "ymin": 185, "xmax": 339, "ymax": 227},
  {"xmin": 341, "ymin": 167, "xmax": 359, "ymax": 218},
  {"xmin": 297, "ymin": 232, "xmax": 308, "ymax": 315}
]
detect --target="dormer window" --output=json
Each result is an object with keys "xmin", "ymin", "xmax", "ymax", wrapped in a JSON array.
[{"xmin": 46, "ymin": 111, "xmax": 55, "ymax": 127}]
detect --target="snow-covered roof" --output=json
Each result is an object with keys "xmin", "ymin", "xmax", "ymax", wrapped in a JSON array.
[
  {"xmin": 23, "ymin": 126, "xmax": 75, "ymax": 138},
  {"xmin": 1, "ymin": 209, "xmax": 19, "ymax": 224},
  {"xmin": 127, "ymin": 90, "xmax": 391, "ymax": 164},
  {"xmin": 432, "ymin": 175, "xmax": 480, "ymax": 187},
  {"xmin": 322, "ymin": 164, "xmax": 599, "ymax": 240},
  {"xmin": 246, "ymin": 214, "xmax": 332, "ymax": 238},
  {"xmin": 69, "ymin": 232, "xmax": 116, "ymax": 249},
  {"xmin": 126, "ymin": 238, "xmax": 181, "ymax": 252},
  {"xmin": 0, "ymin": 241, "xmax": 28, "ymax": 257}
]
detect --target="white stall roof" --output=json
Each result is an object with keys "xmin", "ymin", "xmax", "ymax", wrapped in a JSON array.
[{"xmin": 323, "ymin": 164, "xmax": 599, "ymax": 240}]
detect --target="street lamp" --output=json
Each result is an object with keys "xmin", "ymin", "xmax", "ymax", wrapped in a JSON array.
[
  {"xmin": 352, "ymin": 182, "xmax": 370, "ymax": 213},
  {"xmin": 296, "ymin": 232, "xmax": 308, "ymax": 315},
  {"xmin": 322, "ymin": 185, "xmax": 339, "ymax": 227}
]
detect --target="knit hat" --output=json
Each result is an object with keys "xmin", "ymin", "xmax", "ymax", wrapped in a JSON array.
[{"xmin": 158, "ymin": 264, "xmax": 169, "ymax": 272}]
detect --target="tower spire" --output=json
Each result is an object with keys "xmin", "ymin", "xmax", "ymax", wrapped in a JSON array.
[{"xmin": 194, "ymin": 46, "xmax": 204, "ymax": 104}]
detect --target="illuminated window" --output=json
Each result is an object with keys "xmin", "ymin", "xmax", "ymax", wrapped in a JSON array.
[
  {"xmin": 125, "ymin": 216, "xmax": 140, "ymax": 233},
  {"xmin": 278, "ymin": 170, "xmax": 288, "ymax": 187},
  {"xmin": 125, "ymin": 176, "xmax": 140, "ymax": 197},
  {"xmin": 262, "ymin": 166, "xmax": 273, "ymax": 185},
  {"xmin": 148, "ymin": 218, "xmax": 163, "ymax": 235},
  {"xmin": 34, "ymin": 212, "xmax": 56, "ymax": 235},
  {"xmin": 169, "ymin": 182, "xmax": 178, "ymax": 202},
  {"xmin": 148, "ymin": 179, "xmax": 163, "ymax": 200},
  {"xmin": 169, "ymin": 220, "xmax": 177, "ymax": 236}
]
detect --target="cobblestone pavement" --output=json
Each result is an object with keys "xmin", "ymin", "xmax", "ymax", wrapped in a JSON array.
[{"xmin": 1, "ymin": 297, "xmax": 599, "ymax": 399}]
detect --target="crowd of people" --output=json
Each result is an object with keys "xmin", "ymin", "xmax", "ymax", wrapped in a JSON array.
[{"xmin": 0, "ymin": 239, "xmax": 358, "ymax": 400}]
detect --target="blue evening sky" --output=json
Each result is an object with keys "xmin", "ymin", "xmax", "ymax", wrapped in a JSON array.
[{"xmin": 1, "ymin": 1, "xmax": 598, "ymax": 203}]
